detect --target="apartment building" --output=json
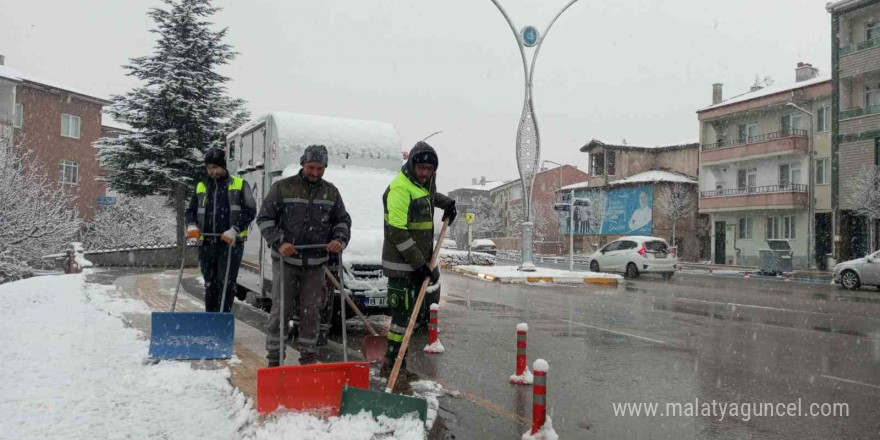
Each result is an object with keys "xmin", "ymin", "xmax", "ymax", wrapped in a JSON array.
[
  {"xmin": 828, "ymin": 0, "xmax": 880, "ymax": 262},
  {"xmin": 447, "ymin": 177, "xmax": 509, "ymax": 247},
  {"xmin": 696, "ymin": 64, "xmax": 832, "ymax": 269},
  {"xmin": 0, "ymin": 58, "xmax": 111, "ymax": 220}
]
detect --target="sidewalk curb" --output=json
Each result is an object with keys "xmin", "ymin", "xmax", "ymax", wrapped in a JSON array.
[{"xmin": 451, "ymin": 267, "xmax": 619, "ymax": 287}]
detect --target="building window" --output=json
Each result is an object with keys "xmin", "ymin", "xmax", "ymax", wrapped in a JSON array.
[
  {"xmin": 738, "ymin": 218, "xmax": 753, "ymax": 240},
  {"xmin": 61, "ymin": 114, "xmax": 81, "ymax": 139},
  {"xmin": 783, "ymin": 216, "xmax": 796, "ymax": 240},
  {"xmin": 867, "ymin": 84, "xmax": 880, "ymax": 109},
  {"xmin": 58, "ymin": 160, "xmax": 79, "ymax": 184},
  {"xmin": 13, "ymin": 103, "xmax": 22, "ymax": 128},
  {"xmin": 867, "ymin": 20, "xmax": 879, "ymax": 42},
  {"xmin": 781, "ymin": 114, "xmax": 802, "ymax": 135},
  {"xmin": 737, "ymin": 168, "xmax": 757, "ymax": 191},
  {"xmin": 738, "ymin": 122, "xmax": 758, "ymax": 143},
  {"xmin": 779, "ymin": 163, "xmax": 801, "ymax": 187},
  {"xmin": 817, "ymin": 104, "xmax": 831, "ymax": 132},
  {"xmin": 228, "ymin": 140, "xmax": 235, "ymax": 159},
  {"xmin": 816, "ymin": 157, "xmax": 830, "ymax": 185},
  {"xmin": 590, "ymin": 153, "xmax": 605, "ymax": 176},
  {"xmin": 767, "ymin": 217, "xmax": 780, "ymax": 240},
  {"xmin": 607, "ymin": 151, "xmax": 616, "ymax": 175}
]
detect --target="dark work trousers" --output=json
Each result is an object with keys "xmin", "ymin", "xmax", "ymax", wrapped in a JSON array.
[
  {"xmin": 385, "ymin": 276, "xmax": 422, "ymax": 369},
  {"xmin": 266, "ymin": 259, "xmax": 327, "ymax": 365},
  {"xmin": 199, "ymin": 240, "xmax": 244, "ymax": 313}
]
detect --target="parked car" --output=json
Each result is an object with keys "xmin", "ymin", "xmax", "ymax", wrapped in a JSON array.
[
  {"xmin": 833, "ymin": 250, "xmax": 880, "ymax": 290},
  {"xmin": 588, "ymin": 236, "xmax": 677, "ymax": 279},
  {"xmin": 469, "ymin": 238, "xmax": 497, "ymax": 256},
  {"xmin": 440, "ymin": 239, "xmax": 458, "ymax": 250}
]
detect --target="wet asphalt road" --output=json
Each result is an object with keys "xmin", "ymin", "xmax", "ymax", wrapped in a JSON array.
[{"xmin": 409, "ymin": 271, "xmax": 880, "ymax": 440}]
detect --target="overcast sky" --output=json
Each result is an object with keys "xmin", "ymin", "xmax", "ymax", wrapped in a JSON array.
[{"xmin": 1, "ymin": 0, "xmax": 831, "ymax": 192}]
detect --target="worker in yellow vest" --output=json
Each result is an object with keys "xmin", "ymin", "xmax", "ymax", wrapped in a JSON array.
[{"xmin": 184, "ymin": 148, "xmax": 257, "ymax": 312}]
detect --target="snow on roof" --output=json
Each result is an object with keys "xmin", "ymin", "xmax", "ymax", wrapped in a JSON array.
[
  {"xmin": 470, "ymin": 239, "xmax": 496, "ymax": 247},
  {"xmin": 560, "ymin": 181, "xmax": 590, "ymax": 191},
  {"xmin": 231, "ymin": 112, "xmax": 402, "ymax": 165},
  {"xmin": 826, "ymin": 0, "xmax": 872, "ymax": 11},
  {"xmin": 101, "ymin": 113, "xmax": 132, "ymax": 132},
  {"xmin": 457, "ymin": 180, "xmax": 510, "ymax": 192},
  {"xmin": 580, "ymin": 139, "xmax": 699, "ymax": 152},
  {"xmin": 698, "ymin": 74, "xmax": 831, "ymax": 112},
  {"xmin": 0, "ymin": 65, "xmax": 110, "ymax": 103},
  {"xmin": 607, "ymin": 170, "xmax": 697, "ymax": 186}
]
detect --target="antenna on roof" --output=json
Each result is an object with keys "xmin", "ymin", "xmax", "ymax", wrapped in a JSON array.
[{"xmin": 422, "ymin": 131, "xmax": 443, "ymax": 142}]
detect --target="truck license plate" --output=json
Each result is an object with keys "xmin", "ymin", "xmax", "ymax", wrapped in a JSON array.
[{"xmin": 368, "ymin": 297, "xmax": 387, "ymax": 307}]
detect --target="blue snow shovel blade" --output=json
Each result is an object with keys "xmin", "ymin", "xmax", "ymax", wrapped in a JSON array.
[{"xmin": 149, "ymin": 312, "xmax": 235, "ymax": 360}]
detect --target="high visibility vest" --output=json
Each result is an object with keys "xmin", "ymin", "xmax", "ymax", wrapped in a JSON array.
[{"xmin": 195, "ymin": 175, "xmax": 248, "ymax": 238}]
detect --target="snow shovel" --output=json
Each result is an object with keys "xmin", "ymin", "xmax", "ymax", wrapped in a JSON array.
[
  {"xmin": 323, "ymin": 267, "xmax": 387, "ymax": 363},
  {"xmin": 257, "ymin": 245, "xmax": 372, "ymax": 415},
  {"xmin": 338, "ymin": 220, "xmax": 450, "ymax": 423},
  {"xmin": 148, "ymin": 236, "xmax": 235, "ymax": 360}
]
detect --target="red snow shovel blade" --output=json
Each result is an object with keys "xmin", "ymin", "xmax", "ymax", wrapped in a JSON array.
[
  {"xmin": 361, "ymin": 335, "xmax": 387, "ymax": 363},
  {"xmin": 257, "ymin": 361, "xmax": 370, "ymax": 415}
]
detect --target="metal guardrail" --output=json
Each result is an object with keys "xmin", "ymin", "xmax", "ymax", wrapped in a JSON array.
[
  {"xmin": 840, "ymin": 104, "xmax": 880, "ymax": 120},
  {"xmin": 840, "ymin": 36, "xmax": 880, "ymax": 56},
  {"xmin": 702, "ymin": 129, "xmax": 808, "ymax": 151},
  {"xmin": 701, "ymin": 184, "xmax": 807, "ymax": 198}
]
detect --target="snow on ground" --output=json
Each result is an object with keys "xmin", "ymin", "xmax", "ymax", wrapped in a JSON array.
[
  {"xmin": 455, "ymin": 265, "xmax": 621, "ymax": 281},
  {"xmin": 423, "ymin": 340, "xmax": 446, "ymax": 354},
  {"xmin": 0, "ymin": 272, "xmax": 427, "ymax": 440}
]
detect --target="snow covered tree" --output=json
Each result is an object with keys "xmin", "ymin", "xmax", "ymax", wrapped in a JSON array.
[
  {"xmin": 577, "ymin": 188, "xmax": 607, "ymax": 236},
  {"xmin": 656, "ymin": 183, "xmax": 696, "ymax": 248},
  {"xmin": 95, "ymin": 0, "xmax": 249, "ymax": 246},
  {"xmin": 81, "ymin": 196, "xmax": 177, "ymax": 250},
  {"xmin": 847, "ymin": 165, "xmax": 880, "ymax": 253},
  {"xmin": 469, "ymin": 195, "xmax": 503, "ymax": 238},
  {"xmin": 0, "ymin": 131, "xmax": 80, "ymax": 283}
]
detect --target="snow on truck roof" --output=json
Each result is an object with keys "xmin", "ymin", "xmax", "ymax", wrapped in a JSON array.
[{"xmin": 228, "ymin": 112, "xmax": 403, "ymax": 162}]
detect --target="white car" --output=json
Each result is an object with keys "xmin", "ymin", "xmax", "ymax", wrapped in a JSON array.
[
  {"xmin": 833, "ymin": 250, "xmax": 880, "ymax": 290},
  {"xmin": 588, "ymin": 236, "xmax": 677, "ymax": 280}
]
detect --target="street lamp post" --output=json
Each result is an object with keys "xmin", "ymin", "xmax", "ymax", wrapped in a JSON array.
[
  {"xmin": 786, "ymin": 102, "xmax": 816, "ymax": 270},
  {"xmin": 489, "ymin": 0, "xmax": 581, "ymax": 272}
]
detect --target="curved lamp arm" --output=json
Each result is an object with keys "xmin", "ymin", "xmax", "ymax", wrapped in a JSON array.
[
  {"xmin": 529, "ymin": 0, "xmax": 581, "ymax": 81},
  {"xmin": 489, "ymin": 0, "xmax": 530, "ymax": 84}
]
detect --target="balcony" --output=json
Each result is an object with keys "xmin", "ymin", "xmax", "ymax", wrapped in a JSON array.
[
  {"xmin": 840, "ymin": 36, "xmax": 880, "ymax": 56},
  {"xmin": 701, "ymin": 130, "xmax": 808, "ymax": 165},
  {"xmin": 840, "ymin": 104, "xmax": 880, "ymax": 120},
  {"xmin": 700, "ymin": 184, "xmax": 808, "ymax": 212}
]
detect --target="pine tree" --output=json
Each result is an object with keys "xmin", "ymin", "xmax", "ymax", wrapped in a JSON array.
[{"xmin": 96, "ymin": 0, "xmax": 249, "ymax": 245}]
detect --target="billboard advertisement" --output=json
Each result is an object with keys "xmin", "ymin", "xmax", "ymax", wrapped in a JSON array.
[{"xmin": 559, "ymin": 185, "xmax": 653, "ymax": 235}]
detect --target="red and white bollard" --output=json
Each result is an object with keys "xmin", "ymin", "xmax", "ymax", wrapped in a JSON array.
[
  {"xmin": 423, "ymin": 303, "xmax": 445, "ymax": 353},
  {"xmin": 784, "ymin": 272, "xmax": 792, "ymax": 282},
  {"xmin": 510, "ymin": 323, "xmax": 533, "ymax": 385},
  {"xmin": 708, "ymin": 267, "xmax": 713, "ymax": 274},
  {"xmin": 528, "ymin": 359, "xmax": 551, "ymax": 437},
  {"xmin": 743, "ymin": 271, "xmax": 750, "ymax": 279}
]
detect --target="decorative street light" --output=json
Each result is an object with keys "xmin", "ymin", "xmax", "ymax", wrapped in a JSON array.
[{"xmin": 489, "ymin": 0, "xmax": 581, "ymax": 271}]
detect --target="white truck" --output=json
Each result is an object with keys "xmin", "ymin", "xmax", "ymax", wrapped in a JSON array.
[{"xmin": 225, "ymin": 112, "xmax": 404, "ymax": 325}]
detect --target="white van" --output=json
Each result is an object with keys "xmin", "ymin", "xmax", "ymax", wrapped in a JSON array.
[{"xmin": 226, "ymin": 112, "xmax": 402, "ymax": 320}]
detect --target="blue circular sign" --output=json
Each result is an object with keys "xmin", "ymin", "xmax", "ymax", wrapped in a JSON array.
[{"xmin": 520, "ymin": 26, "xmax": 539, "ymax": 47}]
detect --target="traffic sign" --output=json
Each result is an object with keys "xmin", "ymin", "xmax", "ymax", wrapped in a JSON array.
[
  {"xmin": 97, "ymin": 196, "xmax": 116, "ymax": 207},
  {"xmin": 553, "ymin": 204, "xmax": 570, "ymax": 212},
  {"xmin": 465, "ymin": 213, "xmax": 475, "ymax": 224}
]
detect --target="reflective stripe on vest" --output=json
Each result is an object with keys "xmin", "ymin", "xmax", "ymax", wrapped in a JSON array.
[{"xmin": 195, "ymin": 175, "xmax": 247, "ymax": 237}]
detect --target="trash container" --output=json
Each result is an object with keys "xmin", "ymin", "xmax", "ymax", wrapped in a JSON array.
[{"xmin": 758, "ymin": 239, "xmax": 793, "ymax": 276}]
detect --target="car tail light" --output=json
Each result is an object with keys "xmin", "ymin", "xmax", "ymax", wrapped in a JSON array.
[
  {"xmin": 638, "ymin": 243, "xmax": 647, "ymax": 257},
  {"xmin": 670, "ymin": 246, "xmax": 677, "ymax": 255}
]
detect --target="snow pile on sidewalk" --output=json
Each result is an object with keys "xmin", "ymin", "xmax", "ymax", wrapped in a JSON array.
[
  {"xmin": 439, "ymin": 249, "xmax": 495, "ymax": 266},
  {"xmin": 456, "ymin": 265, "xmax": 621, "ymax": 282},
  {"xmin": 0, "ymin": 273, "xmax": 254, "ymax": 439}
]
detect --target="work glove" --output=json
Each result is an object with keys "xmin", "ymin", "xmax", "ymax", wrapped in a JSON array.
[
  {"xmin": 442, "ymin": 201, "xmax": 457, "ymax": 224},
  {"xmin": 418, "ymin": 264, "xmax": 440, "ymax": 285},
  {"xmin": 221, "ymin": 228, "xmax": 237, "ymax": 245},
  {"xmin": 186, "ymin": 225, "xmax": 200, "ymax": 239}
]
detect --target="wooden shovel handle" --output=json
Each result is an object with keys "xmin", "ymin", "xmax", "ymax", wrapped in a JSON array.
[
  {"xmin": 324, "ymin": 266, "xmax": 379, "ymax": 336},
  {"xmin": 385, "ymin": 219, "xmax": 449, "ymax": 393}
]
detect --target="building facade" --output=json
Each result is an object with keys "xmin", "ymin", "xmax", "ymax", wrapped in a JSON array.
[
  {"xmin": 697, "ymin": 64, "xmax": 832, "ymax": 269},
  {"xmin": 447, "ymin": 177, "xmax": 509, "ymax": 248},
  {"xmin": 828, "ymin": 0, "xmax": 880, "ymax": 262},
  {"xmin": 0, "ymin": 60, "xmax": 111, "ymax": 220},
  {"xmin": 561, "ymin": 140, "xmax": 706, "ymax": 261}
]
